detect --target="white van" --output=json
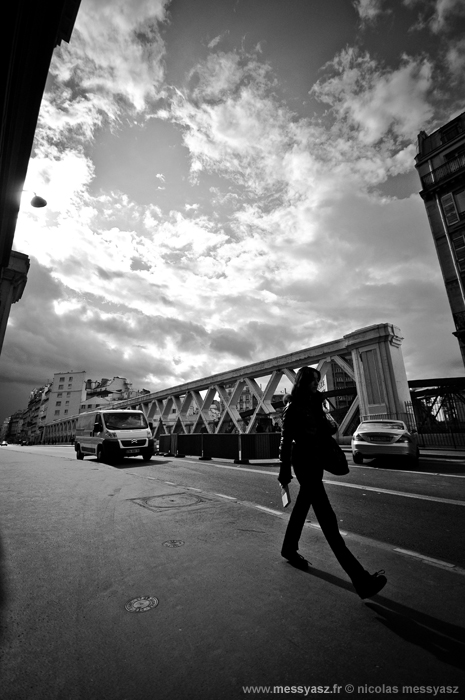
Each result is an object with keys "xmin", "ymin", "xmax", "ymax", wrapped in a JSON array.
[{"xmin": 75, "ymin": 409, "xmax": 155, "ymax": 463}]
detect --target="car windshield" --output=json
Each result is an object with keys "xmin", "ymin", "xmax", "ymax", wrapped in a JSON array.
[
  {"xmin": 360, "ymin": 421, "xmax": 405, "ymax": 430},
  {"xmin": 103, "ymin": 413, "xmax": 148, "ymax": 430}
]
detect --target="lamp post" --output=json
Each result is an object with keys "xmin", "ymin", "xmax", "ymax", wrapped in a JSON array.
[
  {"xmin": 21, "ymin": 189, "xmax": 47, "ymax": 208},
  {"xmin": 30, "ymin": 194, "xmax": 47, "ymax": 208}
]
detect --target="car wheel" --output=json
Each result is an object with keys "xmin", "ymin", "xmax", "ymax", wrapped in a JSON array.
[
  {"xmin": 96, "ymin": 446, "xmax": 103, "ymax": 462},
  {"xmin": 76, "ymin": 445, "xmax": 84, "ymax": 460},
  {"xmin": 353, "ymin": 452, "xmax": 364, "ymax": 464}
]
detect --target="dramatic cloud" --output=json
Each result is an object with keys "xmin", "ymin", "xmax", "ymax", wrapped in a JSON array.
[
  {"xmin": 403, "ymin": 0, "xmax": 465, "ymax": 33},
  {"xmin": 311, "ymin": 50, "xmax": 434, "ymax": 145},
  {"xmin": 2, "ymin": 0, "xmax": 464, "ymax": 422},
  {"xmin": 353, "ymin": 0, "xmax": 385, "ymax": 23}
]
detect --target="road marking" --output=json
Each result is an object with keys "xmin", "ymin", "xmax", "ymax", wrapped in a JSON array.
[
  {"xmin": 182, "ymin": 460, "xmax": 278, "ymax": 476},
  {"xmin": 254, "ymin": 505, "xmax": 284, "ymax": 516},
  {"xmin": 310, "ymin": 522, "xmax": 348, "ymax": 536},
  {"xmin": 350, "ymin": 464, "xmax": 465, "ymax": 478},
  {"xmin": 177, "ymin": 457, "xmax": 465, "ymax": 507},
  {"xmin": 393, "ymin": 548, "xmax": 456, "ymax": 568},
  {"xmin": 214, "ymin": 493, "xmax": 237, "ymax": 500},
  {"xmin": 323, "ymin": 479, "xmax": 465, "ymax": 506}
]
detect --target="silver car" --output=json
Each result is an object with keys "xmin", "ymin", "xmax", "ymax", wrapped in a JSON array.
[{"xmin": 351, "ymin": 419, "xmax": 419, "ymax": 465}]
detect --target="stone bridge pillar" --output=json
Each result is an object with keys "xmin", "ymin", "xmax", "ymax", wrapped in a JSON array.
[{"xmin": 344, "ymin": 324, "xmax": 411, "ymax": 421}]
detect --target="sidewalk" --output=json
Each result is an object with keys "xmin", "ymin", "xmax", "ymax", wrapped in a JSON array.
[{"xmin": 0, "ymin": 452, "xmax": 464, "ymax": 699}]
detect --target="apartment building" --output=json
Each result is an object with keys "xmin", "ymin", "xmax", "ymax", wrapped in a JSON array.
[
  {"xmin": 415, "ymin": 110, "xmax": 465, "ymax": 366},
  {"xmin": 21, "ymin": 385, "xmax": 47, "ymax": 443},
  {"xmin": 5, "ymin": 409, "xmax": 26, "ymax": 443},
  {"xmin": 44, "ymin": 371, "xmax": 86, "ymax": 424},
  {"xmin": 1, "ymin": 416, "xmax": 11, "ymax": 441}
]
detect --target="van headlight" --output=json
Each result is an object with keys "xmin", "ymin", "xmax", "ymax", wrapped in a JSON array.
[{"xmin": 105, "ymin": 431, "xmax": 118, "ymax": 438}]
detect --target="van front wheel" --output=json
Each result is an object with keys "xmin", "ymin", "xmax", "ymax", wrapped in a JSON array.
[
  {"xmin": 142, "ymin": 450, "xmax": 153, "ymax": 461},
  {"xmin": 96, "ymin": 446, "xmax": 103, "ymax": 462}
]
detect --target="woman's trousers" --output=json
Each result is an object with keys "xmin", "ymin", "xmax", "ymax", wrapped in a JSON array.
[{"xmin": 282, "ymin": 470, "xmax": 367, "ymax": 583}]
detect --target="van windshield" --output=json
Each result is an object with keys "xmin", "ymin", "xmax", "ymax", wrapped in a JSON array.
[{"xmin": 103, "ymin": 413, "xmax": 148, "ymax": 430}]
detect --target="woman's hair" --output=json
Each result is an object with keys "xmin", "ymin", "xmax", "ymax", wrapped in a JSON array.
[{"xmin": 290, "ymin": 366, "xmax": 321, "ymax": 404}]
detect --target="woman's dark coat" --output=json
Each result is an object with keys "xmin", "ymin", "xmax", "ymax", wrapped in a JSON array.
[{"xmin": 279, "ymin": 391, "xmax": 337, "ymax": 480}]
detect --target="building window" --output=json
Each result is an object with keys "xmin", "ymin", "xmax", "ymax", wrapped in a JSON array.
[
  {"xmin": 441, "ymin": 193, "xmax": 460, "ymax": 226},
  {"xmin": 54, "ymin": 410, "xmax": 60, "ymax": 416},
  {"xmin": 452, "ymin": 230, "xmax": 465, "ymax": 250},
  {"xmin": 65, "ymin": 401, "xmax": 69, "ymax": 405},
  {"xmin": 59, "ymin": 377, "xmax": 65, "ymax": 381},
  {"xmin": 64, "ymin": 410, "xmax": 68, "ymax": 415},
  {"xmin": 67, "ymin": 392, "xmax": 71, "ymax": 396},
  {"xmin": 57, "ymin": 393, "xmax": 62, "ymax": 397},
  {"xmin": 455, "ymin": 189, "xmax": 465, "ymax": 214},
  {"xmin": 68, "ymin": 377, "xmax": 73, "ymax": 382},
  {"xmin": 442, "ymin": 122, "xmax": 463, "ymax": 144},
  {"xmin": 56, "ymin": 401, "xmax": 61, "ymax": 406},
  {"xmin": 58, "ymin": 384, "xmax": 64, "ymax": 390}
]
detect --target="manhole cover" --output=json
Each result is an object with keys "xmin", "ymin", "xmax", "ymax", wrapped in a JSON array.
[
  {"xmin": 163, "ymin": 539, "xmax": 185, "ymax": 548},
  {"xmin": 125, "ymin": 596, "xmax": 159, "ymax": 613},
  {"xmin": 153, "ymin": 494, "xmax": 201, "ymax": 508},
  {"xmin": 131, "ymin": 491, "xmax": 216, "ymax": 514}
]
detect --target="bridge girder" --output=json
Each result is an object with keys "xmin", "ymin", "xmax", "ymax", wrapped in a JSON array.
[{"xmin": 43, "ymin": 323, "xmax": 411, "ymax": 441}]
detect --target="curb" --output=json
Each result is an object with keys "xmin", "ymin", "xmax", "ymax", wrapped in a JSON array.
[{"xmin": 340, "ymin": 446, "xmax": 465, "ymax": 461}]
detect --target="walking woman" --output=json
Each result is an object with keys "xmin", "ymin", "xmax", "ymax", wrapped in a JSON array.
[{"xmin": 278, "ymin": 366, "xmax": 387, "ymax": 599}]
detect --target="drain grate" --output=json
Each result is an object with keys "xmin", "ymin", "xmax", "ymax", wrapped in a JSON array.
[
  {"xmin": 163, "ymin": 539, "xmax": 185, "ymax": 548},
  {"xmin": 125, "ymin": 596, "xmax": 159, "ymax": 613}
]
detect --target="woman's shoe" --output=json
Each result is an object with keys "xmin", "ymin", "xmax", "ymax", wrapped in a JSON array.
[
  {"xmin": 281, "ymin": 549, "xmax": 309, "ymax": 570},
  {"xmin": 354, "ymin": 570, "xmax": 387, "ymax": 599}
]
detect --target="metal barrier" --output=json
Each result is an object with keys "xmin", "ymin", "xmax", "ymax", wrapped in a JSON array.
[
  {"xmin": 240, "ymin": 433, "xmax": 281, "ymax": 460},
  {"xmin": 202, "ymin": 434, "xmax": 240, "ymax": 460},
  {"xmin": 159, "ymin": 434, "xmax": 173, "ymax": 454},
  {"xmin": 177, "ymin": 433, "xmax": 203, "ymax": 457},
  {"xmin": 159, "ymin": 432, "xmax": 280, "ymax": 463}
]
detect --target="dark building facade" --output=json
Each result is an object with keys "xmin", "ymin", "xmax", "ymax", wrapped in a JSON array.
[
  {"xmin": 415, "ymin": 110, "xmax": 465, "ymax": 366},
  {"xmin": 0, "ymin": 0, "xmax": 81, "ymax": 357}
]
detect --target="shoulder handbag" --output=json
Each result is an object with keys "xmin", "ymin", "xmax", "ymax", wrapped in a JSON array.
[{"xmin": 324, "ymin": 438, "xmax": 350, "ymax": 476}]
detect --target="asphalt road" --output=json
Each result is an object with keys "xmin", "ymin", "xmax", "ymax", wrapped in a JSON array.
[
  {"xmin": 1, "ymin": 444, "xmax": 464, "ymax": 699},
  {"xmin": 6, "ymin": 444, "xmax": 465, "ymax": 568}
]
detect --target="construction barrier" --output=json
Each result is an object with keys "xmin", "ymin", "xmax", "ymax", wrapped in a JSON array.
[{"xmin": 159, "ymin": 432, "xmax": 280, "ymax": 463}]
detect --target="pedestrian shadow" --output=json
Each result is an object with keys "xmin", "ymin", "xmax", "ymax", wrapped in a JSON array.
[
  {"xmin": 365, "ymin": 600, "xmax": 465, "ymax": 670},
  {"xmin": 304, "ymin": 566, "xmax": 465, "ymax": 670}
]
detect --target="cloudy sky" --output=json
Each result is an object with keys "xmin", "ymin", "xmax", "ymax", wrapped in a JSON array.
[{"xmin": 2, "ymin": 0, "xmax": 465, "ymax": 422}]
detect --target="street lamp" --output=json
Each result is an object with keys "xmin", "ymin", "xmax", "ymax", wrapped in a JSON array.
[
  {"xmin": 30, "ymin": 194, "xmax": 47, "ymax": 208},
  {"xmin": 21, "ymin": 189, "xmax": 47, "ymax": 208}
]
